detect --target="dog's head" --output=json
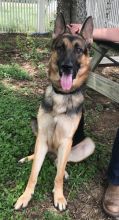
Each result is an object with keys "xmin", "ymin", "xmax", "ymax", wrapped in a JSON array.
[{"xmin": 48, "ymin": 14, "xmax": 93, "ymax": 92}]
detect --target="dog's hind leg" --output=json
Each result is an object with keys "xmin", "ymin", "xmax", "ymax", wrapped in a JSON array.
[
  {"xmin": 14, "ymin": 135, "xmax": 48, "ymax": 210},
  {"xmin": 68, "ymin": 137, "xmax": 95, "ymax": 163}
]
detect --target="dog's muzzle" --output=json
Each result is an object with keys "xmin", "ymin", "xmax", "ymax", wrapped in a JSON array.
[{"xmin": 59, "ymin": 63, "xmax": 74, "ymax": 91}]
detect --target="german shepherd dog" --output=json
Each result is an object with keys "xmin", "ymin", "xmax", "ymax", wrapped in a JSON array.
[{"xmin": 14, "ymin": 14, "xmax": 95, "ymax": 211}]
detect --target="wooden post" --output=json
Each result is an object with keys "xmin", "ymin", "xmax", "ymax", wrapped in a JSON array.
[
  {"xmin": 37, "ymin": 0, "xmax": 46, "ymax": 33},
  {"xmin": 91, "ymin": 45, "xmax": 108, "ymax": 71}
]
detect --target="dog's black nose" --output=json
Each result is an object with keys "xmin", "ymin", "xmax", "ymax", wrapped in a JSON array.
[{"xmin": 61, "ymin": 62, "xmax": 73, "ymax": 70}]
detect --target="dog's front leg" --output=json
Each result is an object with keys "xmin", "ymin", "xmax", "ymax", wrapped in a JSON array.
[
  {"xmin": 54, "ymin": 139, "xmax": 72, "ymax": 211},
  {"xmin": 14, "ymin": 135, "xmax": 48, "ymax": 210}
]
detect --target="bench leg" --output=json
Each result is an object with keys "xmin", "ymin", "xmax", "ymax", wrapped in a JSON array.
[{"xmin": 91, "ymin": 45, "xmax": 108, "ymax": 71}]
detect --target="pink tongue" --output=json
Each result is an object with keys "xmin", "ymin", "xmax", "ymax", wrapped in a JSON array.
[{"xmin": 60, "ymin": 73, "xmax": 73, "ymax": 91}]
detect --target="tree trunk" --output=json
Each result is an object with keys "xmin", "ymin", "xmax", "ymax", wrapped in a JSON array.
[
  {"xmin": 71, "ymin": 0, "xmax": 87, "ymax": 23},
  {"xmin": 57, "ymin": 0, "xmax": 71, "ymax": 24},
  {"xmin": 57, "ymin": 0, "xmax": 87, "ymax": 24}
]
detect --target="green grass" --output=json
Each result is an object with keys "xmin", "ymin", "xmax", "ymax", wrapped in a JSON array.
[
  {"xmin": 0, "ymin": 83, "xmax": 43, "ymax": 219},
  {"xmin": 16, "ymin": 35, "xmax": 51, "ymax": 65},
  {"xmin": 0, "ymin": 63, "xmax": 32, "ymax": 80},
  {"xmin": 44, "ymin": 211, "xmax": 71, "ymax": 220},
  {"xmin": 0, "ymin": 2, "xmax": 37, "ymax": 33}
]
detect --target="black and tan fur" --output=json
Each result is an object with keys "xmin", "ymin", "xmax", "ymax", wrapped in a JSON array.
[{"xmin": 15, "ymin": 14, "xmax": 95, "ymax": 211}]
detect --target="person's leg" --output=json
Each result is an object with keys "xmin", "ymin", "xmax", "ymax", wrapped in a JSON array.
[
  {"xmin": 108, "ymin": 128, "xmax": 119, "ymax": 184},
  {"xmin": 103, "ymin": 128, "xmax": 119, "ymax": 217}
]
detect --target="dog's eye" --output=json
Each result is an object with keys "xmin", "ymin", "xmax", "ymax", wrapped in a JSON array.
[{"xmin": 75, "ymin": 45, "xmax": 83, "ymax": 54}]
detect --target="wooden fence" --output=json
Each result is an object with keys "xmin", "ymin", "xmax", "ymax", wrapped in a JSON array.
[{"xmin": 0, "ymin": 0, "xmax": 57, "ymax": 33}]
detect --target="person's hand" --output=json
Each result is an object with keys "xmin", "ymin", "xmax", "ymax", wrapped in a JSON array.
[{"xmin": 67, "ymin": 24, "xmax": 82, "ymax": 34}]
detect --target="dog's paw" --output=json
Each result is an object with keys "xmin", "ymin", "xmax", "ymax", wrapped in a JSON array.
[
  {"xmin": 14, "ymin": 192, "xmax": 32, "ymax": 210},
  {"xmin": 54, "ymin": 194, "xmax": 67, "ymax": 211}
]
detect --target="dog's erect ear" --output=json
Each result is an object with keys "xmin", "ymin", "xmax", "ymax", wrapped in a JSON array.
[
  {"xmin": 80, "ymin": 16, "xmax": 93, "ymax": 47},
  {"xmin": 53, "ymin": 13, "xmax": 66, "ymax": 39}
]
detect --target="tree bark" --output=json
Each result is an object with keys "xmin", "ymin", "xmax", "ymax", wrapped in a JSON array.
[
  {"xmin": 57, "ymin": 0, "xmax": 87, "ymax": 24},
  {"xmin": 57, "ymin": 0, "xmax": 71, "ymax": 24},
  {"xmin": 71, "ymin": 0, "xmax": 87, "ymax": 23}
]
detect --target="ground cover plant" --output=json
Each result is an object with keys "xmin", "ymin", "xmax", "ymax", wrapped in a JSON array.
[{"xmin": 0, "ymin": 34, "xmax": 119, "ymax": 220}]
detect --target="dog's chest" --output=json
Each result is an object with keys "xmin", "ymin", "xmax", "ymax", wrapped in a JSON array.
[
  {"xmin": 53, "ymin": 94, "xmax": 71, "ymax": 115},
  {"xmin": 43, "ymin": 85, "xmax": 84, "ymax": 116},
  {"xmin": 38, "ymin": 86, "xmax": 84, "ymax": 151}
]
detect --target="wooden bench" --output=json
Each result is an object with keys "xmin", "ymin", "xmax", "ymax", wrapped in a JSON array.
[{"xmin": 87, "ymin": 40, "xmax": 119, "ymax": 103}]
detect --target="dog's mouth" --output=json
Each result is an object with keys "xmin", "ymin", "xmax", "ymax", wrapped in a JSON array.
[
  {"xmin": 58, "ymin": 61, "xmax": 81, "ymax": 91},
  {"xmin": 60, "ymin": 72, "xmax": 73, "ymax": 91},
  {"xmin": 59, "ymin": 64, "xmax": 74, "ymax": 91}
]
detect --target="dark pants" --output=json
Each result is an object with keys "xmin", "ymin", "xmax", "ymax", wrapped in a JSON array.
[{"xmin": 108, "ymin": 128, "xmax": 119, "ymax": 185}]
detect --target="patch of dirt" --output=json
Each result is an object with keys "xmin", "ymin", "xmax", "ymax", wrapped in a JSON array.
[
  {"xmin": 1, "ymin": 75, "xmax": 48, "ymax": 95},
  {"xmin": 87, "ymin": 91, "xmax": 119, "ymax": 144},
  {"xmin": 68, "ymin": 181, "xmax": 111, "ymax": 220}
]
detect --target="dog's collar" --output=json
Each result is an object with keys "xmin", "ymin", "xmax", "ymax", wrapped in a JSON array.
[{"xmin": 52, "ymin": 85, "xmax": 84, "ymax": 95}]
